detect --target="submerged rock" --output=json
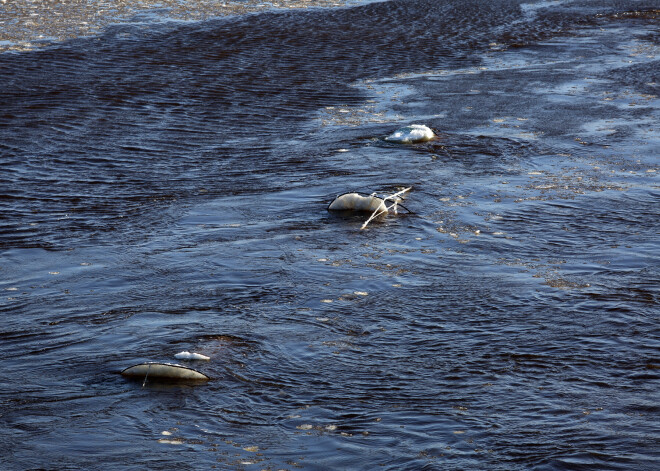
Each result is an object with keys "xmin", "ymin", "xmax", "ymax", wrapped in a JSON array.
[
  {"xmin": 121, "ymin": 362, "xmax": 210, "ymax": 382},
  {"xmin": 328, "ymin": 193, "xmax": 387, "ymax": 213}
]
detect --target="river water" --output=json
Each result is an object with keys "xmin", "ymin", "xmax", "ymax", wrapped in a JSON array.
[{"xmin": 1, "ymin": 0, "xmax": 658, "ymax": 469}]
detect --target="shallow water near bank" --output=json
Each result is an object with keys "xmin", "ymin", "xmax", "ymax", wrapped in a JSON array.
[{"xmin": 1, "ymin": 0, "xmax": 658, "ymax": 469}]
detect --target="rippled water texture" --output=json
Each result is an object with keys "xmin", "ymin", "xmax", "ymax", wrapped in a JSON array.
[{"xmin": 1, "ymin": 1, "xmax": 658, "ymax": 469}]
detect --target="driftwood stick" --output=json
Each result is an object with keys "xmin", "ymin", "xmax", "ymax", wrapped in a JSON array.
[{"xmin": 360, "ymin": 187, "xmax": 411, "ymax": 230}]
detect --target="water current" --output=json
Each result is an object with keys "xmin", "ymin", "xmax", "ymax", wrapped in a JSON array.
[{"xmin": 1, "ymin": 0, "xmax": 658, "ymax": 469}]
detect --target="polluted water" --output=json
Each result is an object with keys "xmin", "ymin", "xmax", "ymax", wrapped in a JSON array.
[{"xmin": 0, "ymin": 0, "xmax": 658, "ymax": 470}]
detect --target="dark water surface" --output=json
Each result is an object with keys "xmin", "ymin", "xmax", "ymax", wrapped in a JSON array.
[{"xmin": 1, "ymin": 0, "xmax": 659, "ymax": 469}]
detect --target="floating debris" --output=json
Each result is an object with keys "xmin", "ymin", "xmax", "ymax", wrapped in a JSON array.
[
  {"xmin": 328, "ymin": 187, "xmax": 412, "ymax": 230},
  {"xmin": 359, "ymin": 187, "xmax": 412, "ymax": 230}
]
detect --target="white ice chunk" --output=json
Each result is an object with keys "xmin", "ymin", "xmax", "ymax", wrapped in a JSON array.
[
  {"xmin": 385, "ymin": 124, "xmax": 434, "ymax": 143},
  {"xmin": 174, "ymin": 351, "xmax": 211, "ymax": 361}
]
